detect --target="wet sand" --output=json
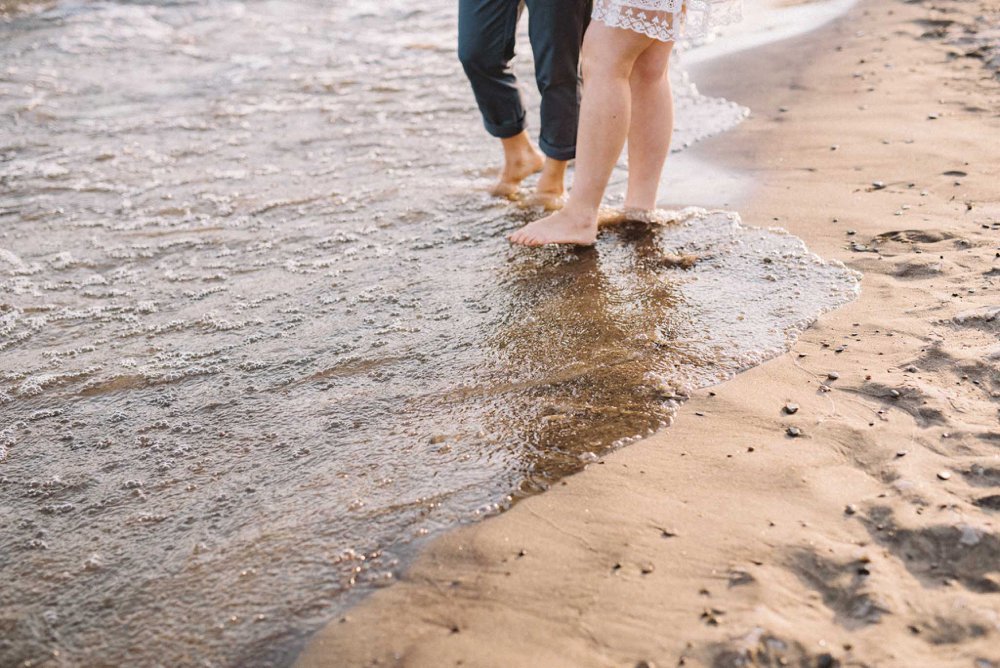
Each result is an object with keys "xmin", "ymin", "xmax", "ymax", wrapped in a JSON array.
[
  {"xmin": 297, "ymin": 0, "xmax": 1000, "ymax": 665},
  {"xmin": 0, "ymin": 1, "xmax": 857, "ymax": 666}
]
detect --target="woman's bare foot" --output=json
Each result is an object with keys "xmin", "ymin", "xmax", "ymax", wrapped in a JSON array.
[
  {"xmin": 491, "ymin": 132, "xmax": 545, "ymax": 198},
  {"xmin": 507, "ymin": 206, "xmax": 599, "ymax": 247}
]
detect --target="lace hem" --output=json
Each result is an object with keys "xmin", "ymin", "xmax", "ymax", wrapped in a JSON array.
[{"xmin": 592, "ymin": 0, "xmax": 743, "ymax": 43}]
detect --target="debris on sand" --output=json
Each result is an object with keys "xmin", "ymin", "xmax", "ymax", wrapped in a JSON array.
[{"xmin": 661, "ymin": 253, "xmax": 699, "ymax": 270}]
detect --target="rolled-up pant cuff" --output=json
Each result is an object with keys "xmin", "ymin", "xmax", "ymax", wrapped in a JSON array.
[
  {"xmin": 484, "ymin": 116, "xmax": 527, "ymax": 139},
  {"xmin": 539, "ymin": 137, "xmax": 576, "ymax": 162}
]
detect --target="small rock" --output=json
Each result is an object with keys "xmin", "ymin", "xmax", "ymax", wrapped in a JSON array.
[
  {"xmin": 871, "ymin": 181, "xmax": 887, "ymax": 190},
  {"xmin": 895, "ymin": 450, "xmax": 908, "ymax": 458},
  {"xmin": 784, "ymin": 403, "xmax": 799, "ymax": 415},
  {"xmin": 845, "ymin": 504, "xmax": 858, "ymax": 515},
  {"xmin": 728, "ymin": 570, "xmax": 755, "ymax": 587},
  {"xmin": 700, "ymin": 608, "xmax": 724, "ymax": 626},
  {"xmin": 787, "ymin": 427, "xmax": 802, "ymax": 438},
  {"xmin": 937, "ymin": 470, "xmax": 952, "ymax": 481},
  {"xmin": 905, "ymin": 365, "xmax": 918, "ymax": 373},
  {"xmin": 827, "ymin": 371, "xmax": 840, "ymax": 381},
  {"xmin": 889, "ymin": 389, "xmax": 900, "ymax": 398}
]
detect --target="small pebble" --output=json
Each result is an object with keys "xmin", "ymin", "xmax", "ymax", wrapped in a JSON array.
[
  {"xmin": 871, "ymin": 181, "xmax": 887, "ymax": 190},
  {"xmin": 784, "ymin": 403, "xmax": 799, "ymax": 415},
  {"xmin": 937, "ymin": 470, "xmax": 952, "ymax": 481},
  {"xmin": 889, "ymin": 389, "xmax": 900, "ymax": 398},
  {"xmin": 787, "ymin": 427, "xmax": 802, "ymax": 438},
  {"xmin": 827, "ymin": 371, "xmax": 840, "ymax": 380},
  {"xmin": 844, "ymin": 504, "xmax": 858, "ymax": 515}
]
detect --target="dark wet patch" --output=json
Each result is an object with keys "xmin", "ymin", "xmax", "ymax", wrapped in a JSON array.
[
  {"xmin": 865, "ymin": 507, "xmax": 1000, "ymax": 594},
  {"xmin": 973, "ymin": 495, "xmax": 1000, "ymax": 511},
  {"xmin": 962, "ymin": 465, "xmax": 1000, "ymax": 488},
  {"xmin": 892, "ymin": 260, "xmax": 944, "ymax": 279},
  {"xmin": 786, "ymin": 549, "xmax": 889, "ymax": 628},
  {"xmin": 919, "ymin": 616, "xmax": 989, "ymax": 646},
  {"xmin": 709, "ymin": 630, "xmax": 841, "ymax": 668},
  {"xmin": 873, "ymin": 229, "xmax": 957, "ymax": 245},
  {"xmin": 841, "ymin": 382, "xmax": 948, "ymax": 427}
]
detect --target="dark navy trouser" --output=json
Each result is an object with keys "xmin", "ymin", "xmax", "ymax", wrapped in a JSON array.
[{"xmin": 457, "ymin": 0, "xmax": 590, "ymax": 161}]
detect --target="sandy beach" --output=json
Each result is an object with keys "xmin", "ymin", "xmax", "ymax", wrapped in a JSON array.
[{"xmin": 297, "ymin": 0, "xmax": 1000, "ymax": 665}]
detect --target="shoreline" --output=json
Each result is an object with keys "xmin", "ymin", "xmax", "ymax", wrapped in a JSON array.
[{"xmin": 299, "ymin": 0, "xmax": 1000, "ymax": 664}]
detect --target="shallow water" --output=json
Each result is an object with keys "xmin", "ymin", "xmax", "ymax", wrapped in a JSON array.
[{"xmin": 1, "ymin": 1, "xmax": 858, "ymax": 665}]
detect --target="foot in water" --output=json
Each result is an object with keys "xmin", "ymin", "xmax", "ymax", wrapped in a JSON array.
[
  {"xmin": 521, "ymin": 158, "xmax": 568, "ymax": 210},
  {"xmin": 491, "ymin": 132, "xmax": 545, "ymax": 198},
  {"xmin": 508, "ymin": 206, "xmax": 599, "ymax": 247}
]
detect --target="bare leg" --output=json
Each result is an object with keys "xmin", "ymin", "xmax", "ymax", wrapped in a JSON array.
[
  {"xmin": 509, "ymin": 23, "xmax": 653, "ymax": 247},
  {"xmin": 492, "ymin": 130, "xmax": 545, "ymax": 198},
  {"xmin": 624, "ymin": 41, "xmax": 674, "ymax": 210}
]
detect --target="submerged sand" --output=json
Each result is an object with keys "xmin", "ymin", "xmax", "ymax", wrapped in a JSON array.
[{"xmin": 297, "ymin": 0, "xmax": 1000, "ymax": 665}]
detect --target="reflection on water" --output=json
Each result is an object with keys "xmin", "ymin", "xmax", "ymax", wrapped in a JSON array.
[{"xmin": 0, "ymin": 0, "xmax": 857, "ymax": 666}]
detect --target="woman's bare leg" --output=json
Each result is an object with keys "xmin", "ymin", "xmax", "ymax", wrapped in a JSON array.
[
  {"xmin": 624, "ymin": 40, "xmax": 674, "ymax": 210},
  {"xmin": 508, "ymin": 23, "xmax": 653, "ymax": 247}
]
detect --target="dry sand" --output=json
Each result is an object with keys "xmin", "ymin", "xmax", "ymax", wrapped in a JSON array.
[{"xmin": 296, "ymin": 0, "xmax": 1000, "ymax": 665}]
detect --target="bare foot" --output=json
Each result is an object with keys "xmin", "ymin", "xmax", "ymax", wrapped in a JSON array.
[
  {"xmin": 508, "ymin": 207, "xmax": 599, "ymax": 247},
  {"xmin": 520, "ymin": 157, "xmax": 568, "ymax": 210},
  {"xmin": 490, "ymin": 136, "xmax": 545, "ymax": 198},
  {"xmin": 521, "ymin": 190, "xmax": 567, "ymax": 211}
]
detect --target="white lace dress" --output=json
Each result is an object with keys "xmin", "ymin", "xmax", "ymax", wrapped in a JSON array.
[{"xmin": 592, "ymin": 0, "xmax": 743, "ymax": 42}]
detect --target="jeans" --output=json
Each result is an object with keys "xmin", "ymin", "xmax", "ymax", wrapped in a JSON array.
[{"xmin": 457, "ymin": 0, "xmax": 590, "ymax": 161}]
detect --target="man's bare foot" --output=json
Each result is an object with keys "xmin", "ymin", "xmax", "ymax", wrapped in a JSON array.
[
  {"xmin": 521, "ymin": 157, "xmax": 568, "ymax": 210},
  {"xmin": 490, "ymin": 132, "xmax": 544, "ymax": 198},
  {"xmin": 507, "ymin": 206, "xmax": 599, "ymax": 247},
  {"xmin": 521, "ymin": 190, "xmax": 566, "ymax": 211}
]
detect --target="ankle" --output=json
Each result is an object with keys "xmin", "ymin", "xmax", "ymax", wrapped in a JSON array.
[
  {"xmin": 501, "ymin": 132, "xmax": 541, "ymax": 163},
  {"xmin": 537, "ymin": 160, "xmax": 567, "ymax": 194},
  {"xmin": 562, "ymin": 202, "xmax": 600, "ymax": 226}
]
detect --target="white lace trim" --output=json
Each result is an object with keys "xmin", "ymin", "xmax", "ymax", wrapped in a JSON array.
[{"xmin": 592, "ymin": 0, "xmax": 743, "ymax": 43}]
